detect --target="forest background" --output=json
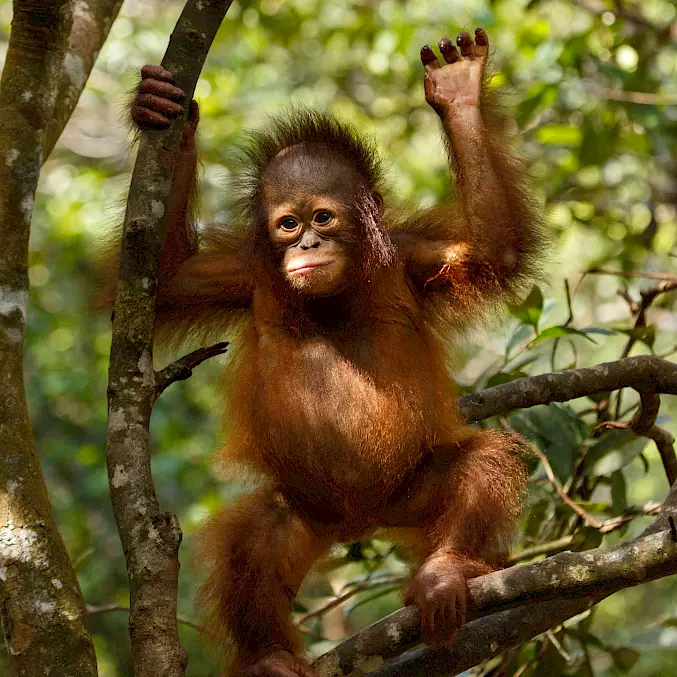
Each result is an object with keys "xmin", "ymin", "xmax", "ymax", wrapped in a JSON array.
[{"xmin": 1, "ymin": 0, "xmax": 676, "ymax": 675}]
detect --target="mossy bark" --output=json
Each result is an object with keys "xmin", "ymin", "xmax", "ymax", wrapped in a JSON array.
[
  {"xmin": 105, "ymin": 2, "xmax": 233, "ymax": 676},
  {"xmin": 0, "ymin": 2, "xmax": 97, "ymax": 675},
  {"xmin": 45, "ymin": 0, "xmax": 125, "ymax": 159}
]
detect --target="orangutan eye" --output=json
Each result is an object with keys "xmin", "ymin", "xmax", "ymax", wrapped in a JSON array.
[
  {"xmin": 279, "ymin": 216, "xmax": 298, "ymax": 231},
  {"xmin": 314, "ymin": 210, "xmax": 333, "ymax": 225}
]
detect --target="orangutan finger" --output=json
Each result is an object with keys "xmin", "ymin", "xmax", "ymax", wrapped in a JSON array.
[
  {"xmin": 138, "ymin": 78, "xmax": 185, "ymax": 102},
  {"xmin": 456, "ymin": 32, "xmax": 474, "ymax": 59},
  {"xmin": 474, "ymin": 27, "xmax": 489, "ymax": 58},
  {"xmin": 135, "ymin": 93, "xmax": 183, "ymax": 118},
  {"xmin": 439, "ymin": 37, "xmax": 460, "ymax": 64},
  {"xmin": 421, "ymin": 45, "xmax": 441, "ymax": 72},
  {"xmin": 140, "ymin": 65, "xmax": 175, "ymax": 84}
]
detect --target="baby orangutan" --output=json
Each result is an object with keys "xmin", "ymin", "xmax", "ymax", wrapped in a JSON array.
[{"xmin": 121, "ymin": 28, "xmax": 544, "ymax": 677}]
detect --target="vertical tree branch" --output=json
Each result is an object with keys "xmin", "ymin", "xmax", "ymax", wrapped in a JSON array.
[
  {"xmin": 0, "ymin": 1, "xmax": 98, "ymax": 675},
  {"xmin": 45, "ymin": 0, "xmax": 125, "ymax": 159},
  {"xmin": 105, "ymin": 2, "xmax": 233, "ymax": 676}
]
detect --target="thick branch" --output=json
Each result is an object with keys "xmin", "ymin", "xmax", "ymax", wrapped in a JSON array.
[
  {"xmin": 0, "ymin": 1, "xmax": 98, "ymax": 675},
  {"xmin": 106, "ymin": 2, "xmax": 233, "ymax": 677},
  {"xmin": 365, "ymin": 598, "xmax": 594, "ymax": 677},
  {"xmin": 313, "ymin": 529, "xmax": 677, "ymax": 677},
  {"xmin": 316, "ymin": 478, "xmax": 677, "ymax": 677},
  {"xmin": 459, "ymin": 356, "xmax": 677, "ymax": 422}
]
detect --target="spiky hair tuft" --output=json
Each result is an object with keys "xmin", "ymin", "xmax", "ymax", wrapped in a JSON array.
[{"xmin": 230, "ymin": 108, "xmax": 384, "ymax": 221}]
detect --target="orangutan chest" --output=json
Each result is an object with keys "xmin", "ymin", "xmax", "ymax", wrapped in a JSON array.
[{"xmin": 253, "ymin": 332, "xmax": 430, "ymax": 462}]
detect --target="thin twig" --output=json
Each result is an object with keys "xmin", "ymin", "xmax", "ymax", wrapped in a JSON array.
[
  {"xmin": 586, "ymin": 269, "xmax": 677, "ymax": 282},
  {"xmin": 599, "ymin": 88, "xmax": 677, "ymax": 106},
  {"xmin": 508, "ymin": 502, "xmax": 663, "ymax": 564},
  {"xmin": 155, "ymin": 341, "xmax": 229, "ymax": 398},
  {"xmin": 620, "ymin": 280, "xmax": 677, "ymax": 361},
  {"xmin": 545, "ymin": 630, "xmax": 572, "ymax": 663},
  {"xmin": 612, "ymin": 280, "xmax": 677, "ymax": 418},
  {"xmin": 599, "ymin": 501, "xmax": 661, "ymax": 532},
  {"xmin": 294, "ymin": 576, "xmax": 407, "ymax": 627},
  {"xmin": 508, "ymin": 537, "xmax": 575, "ymax": 563},
  {"xmin": 512, "ymin": 663, "xmax": 530, "ymax": 677},
  {"xmin": 532, "ymin": 445, "xmax": 602, "ymax": 529},
  {"xmin": 86, "ymin": 604, "xmax": 204, "ymax": 632},
  {"xmin": 500, "ymin": 416, "xmax": 602, "ymax": 527}
]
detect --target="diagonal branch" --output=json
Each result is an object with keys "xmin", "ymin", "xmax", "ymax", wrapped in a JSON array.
[
  {"xmin": 530, "ymin": 443, "xmax": 602, "ymax": 528},
  {"xmin": 315, "ymin": 473, "xmax": 677, "ymax": 677},
  {"xmin": 313, "ymin": 529, "xmax": 677, "ymax": 677},
  {"xmin": 458, "ymin": 356, "xmax": 677, "ymax": 423},
  {"xmin": 154, "ymin": 341, "xmax": 229, "ymax": 398},
  {"xmin": 312, "ymin": 358, "xmax": 677, "ymax": 676}
]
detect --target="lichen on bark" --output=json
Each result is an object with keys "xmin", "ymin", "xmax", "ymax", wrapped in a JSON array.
[{"xmin": 0, "ymin": 1, "xmax": 98, "ymax": 675}]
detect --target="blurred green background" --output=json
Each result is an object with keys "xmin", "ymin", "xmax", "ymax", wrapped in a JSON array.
[{"xmin": 1, "ymin": 0, "xmax": 677, "ymax": 674}]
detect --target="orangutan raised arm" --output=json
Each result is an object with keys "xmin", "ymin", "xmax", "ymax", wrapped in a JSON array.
[{"xmin": 398, "ymin": 29, "xmax": 545, "ymax": 319}]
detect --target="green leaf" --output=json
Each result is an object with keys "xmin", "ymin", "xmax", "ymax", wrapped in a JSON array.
[
  {"xmin": 509, "ymin": 286, "xmax": 544, "ymax": 330},
  {"xmin": 611, "ymin": 470, "xmax": 627, "ymax": 514},
  {"xmin": 485, "ymin": 370, "xmax": 529, "ymax": 388},
  {"xmin": 512, "ymin": 404, "xmax": 587, "ymax": 482},
  {"xmin": 515, "ymin": 86, "xmax": 558, "ymax": 126},
  {"xmin": 529, "ymin": 325, "xmax": 598, "ymax": 347},
  {"xmin": 584, "ymin": 429, "xmax": 633, "ymax": 467},
  {"xmin": 536, "ymin": 124, "xmax": 582, "ymax": 146},
  {"xmin": 611, "ymin": 647, "xmax": 640, "ymax": 671},
  {"xmin": 622, "ymin": 325, "xmax": 656, "ymax": 350},
  {"xmin": 570, "ymin": 526, "xmax": 604, "ymax": 551},
  {"xmin": 587, "ymin": 431, "xmax": 648, "ymax": 476},
  {"xmin": 506, "ymin": 323, "xmax": 535, "ymax": 357}
]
